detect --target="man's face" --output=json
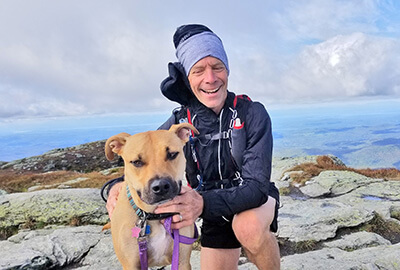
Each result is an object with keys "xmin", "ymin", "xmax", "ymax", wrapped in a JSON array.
[{"xmin": 188, "ymin": 56, "xmax": 228, "ymax": 115}]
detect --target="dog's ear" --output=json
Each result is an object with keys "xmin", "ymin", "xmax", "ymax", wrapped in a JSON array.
[
  {"xmin": 169, "ymin": 123, "xmax": 199, "ymax": 143},
  {"xmin": 105, "ymin": 132, "xmax": 131, "ymax": 160}
]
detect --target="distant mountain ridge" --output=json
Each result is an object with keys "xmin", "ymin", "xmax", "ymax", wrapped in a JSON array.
[{"xmin": 0, "ymin": 140, "xmax": 121, "ymax": 173}]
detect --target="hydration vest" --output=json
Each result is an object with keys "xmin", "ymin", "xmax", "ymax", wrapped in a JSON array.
[{"xmin": 176, "ymin": 95, "xmax": 252, "ymax": 190}]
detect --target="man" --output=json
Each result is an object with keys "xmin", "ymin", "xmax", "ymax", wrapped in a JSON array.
[{"xmin": 105, "ymin": 24, "xmax": 280, "ymax": 270}]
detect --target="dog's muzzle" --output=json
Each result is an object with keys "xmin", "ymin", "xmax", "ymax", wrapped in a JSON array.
[{"xmin": 142, "ymin": 177, "xmax": 182, "ymax": 204}]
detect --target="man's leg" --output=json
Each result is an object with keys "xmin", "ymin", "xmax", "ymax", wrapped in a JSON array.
[
  {"xmin": 200, "ymin": 247, "xmax": 240, "ymax": 270},
  {"xmin": 232, "ymin": 196, "xmax": 280, "ymax": 270}
]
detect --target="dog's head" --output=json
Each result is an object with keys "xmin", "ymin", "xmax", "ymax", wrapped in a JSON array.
[{"xmin": 105, "ymin": 123, "xmax": 198, "ymax": 211}]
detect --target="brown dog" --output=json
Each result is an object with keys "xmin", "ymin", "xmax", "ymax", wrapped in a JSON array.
[{"xmin": 105, "ymin": 123, "xmax": 199, "ymax": 270}]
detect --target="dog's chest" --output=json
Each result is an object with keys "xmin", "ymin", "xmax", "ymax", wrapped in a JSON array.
[{"xmin": 147, "ymin": 223, "xmax": 173, "ymax": 264}]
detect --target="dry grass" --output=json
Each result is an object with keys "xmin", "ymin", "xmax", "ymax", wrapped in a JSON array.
[
  {"xmin": 2, "ymin": 155, "xmax": 399, "ymax": 193},
  {"xmin": 287, "ymin": 155, "xmax": 400, "ymax": 186},
  {"xmin": 361, "ymin": 213, "xmax": 400, "ymax": 244},
  {"xmin": 0, "ymin": 168, "xmax": 124, "ymax": 193}
]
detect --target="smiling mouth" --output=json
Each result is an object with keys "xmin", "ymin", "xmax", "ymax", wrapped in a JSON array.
[{"xmin": 201, "ymin": 86, "xmax": 220, "ymax": 94}]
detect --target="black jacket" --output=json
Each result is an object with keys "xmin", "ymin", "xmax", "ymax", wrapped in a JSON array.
[{"xmin": 160, "ymin": 62, "xmax": 279, "ymax": 222}]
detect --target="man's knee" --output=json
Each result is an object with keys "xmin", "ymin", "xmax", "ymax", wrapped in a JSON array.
[
  {"xmin": 233, "ymin": 211, "xmax": 262, "ymax": 240},
  {"xmin": 233, "ymin": 215, "xmax": 266, "ymax": 250},
  {"xmin": 232, "ymin": 197, "xmax": 277, "ymax": 249}
]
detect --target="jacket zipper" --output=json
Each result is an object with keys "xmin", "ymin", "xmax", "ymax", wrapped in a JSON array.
[{"xmin": 218, "ymin": 109, "xmax": 224, "ymax": 180}]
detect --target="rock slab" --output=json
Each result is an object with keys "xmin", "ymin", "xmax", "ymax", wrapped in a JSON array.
[{"xmin": 1, "ymin": 155, "xmax": 400, "ymax": 269}]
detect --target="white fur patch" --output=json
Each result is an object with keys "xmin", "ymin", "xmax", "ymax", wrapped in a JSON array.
[{"xmin": 148, "ymin": 224, "xmax": 173, "ymax": 265}]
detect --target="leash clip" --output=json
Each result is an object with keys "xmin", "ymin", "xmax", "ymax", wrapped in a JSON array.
[
  {"xmin": 140, "ymin": 220, "xmax": 148, "ymax": 237},
  {"xmin": 135, "ymin": 218, "xmax": 148, "ymax": 238}
]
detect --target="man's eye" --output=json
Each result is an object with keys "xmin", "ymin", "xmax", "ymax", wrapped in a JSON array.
[
  {"xmin": 167, "ymin": 151, "xmax": 179, "ymax": 161},
  {"xmin": 191, "ymin": 69, "xmax": 204, "ymax": 75},
  {"xmin": 214, "ymin": 66, "xmax": 225, "ymax": 71},
  {"xmin": 131, "ymin": 160, "xmax": 145, "ymax": 168}
]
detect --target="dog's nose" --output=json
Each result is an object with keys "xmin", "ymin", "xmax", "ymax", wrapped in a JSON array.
[{"xmin": 150, "ymin": 179, "xmax": 171, "ymax": 196}]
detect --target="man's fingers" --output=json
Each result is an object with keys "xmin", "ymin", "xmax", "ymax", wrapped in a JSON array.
[
  {"xmin": 155, "ymin": 185, "xmax": 203, "ymax": 226},
  {"xmin": 170, "ymin": 213, "xmax": 190, "ymax": 230},
  {"xmin": 172, "ymin": 213, "xmax": 183, "ymax": 223},
  {"xmin": 180, "ymin": 185, "xmax": 191, "ymax": 194},
  {"xmin": 156, "ymin": 191, "xmax": 186, "ymax": 209},
  {"xmin": 106, "ymin": 182, "xmax": 123, "ymax": 219},
  {"xmin": 170, "ymin": 219, "xmax": 193, "ymax": 230},
  {"xmin": 110, "ymin": 182, "xmax": 123, "ymax": 196},
  {"xmin": 157, "ymin": 199, "xmax": 178, "ymax": 209},
  {"xmin": 106, "ymin": 198, "xmax": 116, "ymax": 219}
]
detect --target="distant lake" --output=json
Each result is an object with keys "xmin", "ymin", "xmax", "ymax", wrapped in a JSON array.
[{"xmin": 1, "ymin": 99, "xmax": 399, "ymax": 169}]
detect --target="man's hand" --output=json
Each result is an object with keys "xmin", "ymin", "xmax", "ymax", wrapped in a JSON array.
[
  {"xmin": 155, "ymin": 185, "xmax": 203, "ymax": 229},
  {"xmin": 106, "ymin": 181, "xmax": 124, "ymax": 219}
]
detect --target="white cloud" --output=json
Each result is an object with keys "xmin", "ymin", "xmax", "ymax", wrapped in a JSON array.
[
  {"xmin": 272, "ymin": 0, "xmax": 383, "ymax": 41},
  {"xmin": 1, "ymin": 0, "xmax": 400, "ymax": 118},
  {"xmin": 0, "ymin": 86, "xmax": 87, "ymax": 118},
  {"xmin": 275, "ymin": 33, "xmax": 400, "ymax": 102},
  {"xmin": 0, "ymin": 1, "xmax": 176, "ymax": 117}
]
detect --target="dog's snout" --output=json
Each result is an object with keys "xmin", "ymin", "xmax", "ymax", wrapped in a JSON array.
[
  {"xmin": 150, "ymin": 179, "xmax": 171, "ymax": 195},
  {"xmin": 144, "ymin": 177, "xmax": 180, "ymax": 204}
]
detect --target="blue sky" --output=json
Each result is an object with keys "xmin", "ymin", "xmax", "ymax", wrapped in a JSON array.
[{"xmin": 1, "ymin": 0, "xmax": 400, "ymax": 119}]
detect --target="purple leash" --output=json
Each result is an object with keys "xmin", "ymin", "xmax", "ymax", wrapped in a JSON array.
[
  {"xmin": 127, "ymin": 186, "xmax": 198, "ymax": 269},
  {"xmin": 164, "ymin": 217, "xmax": 199, "ymax": 270},
  {"xmin": 132, "ymin": 220, "xmax": 150, "ymax": 270},
  {"xmin": 133, "ymin": 217, "xmax": 198, "ymax": 270},
  {"xmin": 138, "ymin": 239, "xmax": 148, "ymax": 270}
]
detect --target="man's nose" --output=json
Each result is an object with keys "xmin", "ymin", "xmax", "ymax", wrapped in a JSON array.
[{"xmin": 204, "ymin": 68, "xmax": 217, "ymax": 83}]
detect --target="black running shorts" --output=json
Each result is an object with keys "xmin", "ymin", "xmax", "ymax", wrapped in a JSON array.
[{"xmin": 200, "ymin": 200, "xmax": 279, "ymax": 248}]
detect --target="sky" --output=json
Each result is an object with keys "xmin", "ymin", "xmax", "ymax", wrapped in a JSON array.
[{"xmin": 1, "ymin": 0, "xmax": 400, "ymax": 120}]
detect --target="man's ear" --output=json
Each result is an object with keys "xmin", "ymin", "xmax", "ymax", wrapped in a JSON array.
[
  {"xmin": 104, "ymin": 132, "xmax": 131, "ymax": 160},
  {"xmin": 169, "ymin": 123, "xmax": 199, "ymax": 143}
]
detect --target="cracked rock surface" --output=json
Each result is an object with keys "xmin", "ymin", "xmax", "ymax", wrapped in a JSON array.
[{"xmin": 1, "ymin": 155, "xmax": 400, "ymax": 269}]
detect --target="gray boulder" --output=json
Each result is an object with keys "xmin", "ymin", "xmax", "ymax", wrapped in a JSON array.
[
  {"xmin": 1, "ymin": 155, "xmax": 400, "ymax": 269},
  {"xmin": 1, "ymin": 225, "xmax": 119, "ymax": 269},
  {"xmin": 278, "ymin": 196, "xmax": 375, "ymax": 242},
  {"xmin": 0, "ymin": 188, "xmax": 109, "ymax": 236},
  {"xmin": 323, "ymin": 231, "xmax": 391, "ymax": 250},
  {"xmin": 271, "ymin": 156, "xmax": 319, "ymax": 188},
  {"xmin": 281, "ymin": 243, "xmax": 400, "ymax": 270},
  {"xmin": 300, "ymin": 170, "xmax": 383, "ymax": 198},
  {"xmin": 278, "ymin": 167, "xmax": 400, "ymax": 244}
]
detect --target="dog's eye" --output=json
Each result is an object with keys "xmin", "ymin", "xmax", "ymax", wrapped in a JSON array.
[
  {"xmin": 131, "ymin": 160, "xmax": 145, "ymax": 168},
  {"xmin": 166, "ymin": 151, "xmax": 179, "ymax": 161}
]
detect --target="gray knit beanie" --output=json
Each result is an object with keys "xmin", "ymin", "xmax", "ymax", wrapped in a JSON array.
[{"xmin": 174, "ymin": 24, "xmax": 229, "ymax": 76}]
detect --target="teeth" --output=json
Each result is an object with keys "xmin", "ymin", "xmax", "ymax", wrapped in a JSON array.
[{"xmin": 202, "ymin": 86, "xmax": 220, "ymax": 94}]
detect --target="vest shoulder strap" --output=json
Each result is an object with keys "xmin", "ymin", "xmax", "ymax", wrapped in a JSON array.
[{"xmin": 230, "ymin": 94, "xmax": 252, "ymax": 170}]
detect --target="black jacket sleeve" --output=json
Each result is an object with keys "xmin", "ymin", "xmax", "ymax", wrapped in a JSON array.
[{"xmin": 200, "ymin": 102, "xmax": 273, "ymax": 221}]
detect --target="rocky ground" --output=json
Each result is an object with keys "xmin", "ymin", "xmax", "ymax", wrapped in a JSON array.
[{"xmin": 1, "ymin": 144, "xmax": 400, "ymax": 269}]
